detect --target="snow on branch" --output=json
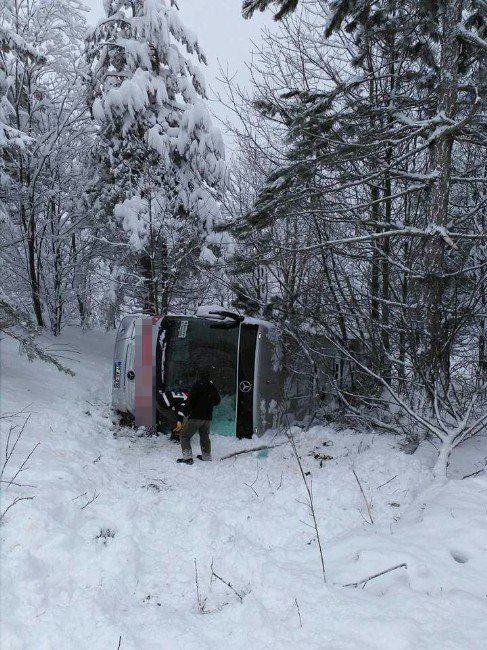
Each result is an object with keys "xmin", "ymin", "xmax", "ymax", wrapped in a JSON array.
[
  {"xmin": 276, "ymin": 227, "xmax": 485, "ymax": 255},
  {"xmin": 456, "ymin": 24, "xmax": 487, "ymax": 51},
  {"xmin": 0, "ymin": 295, "xmax": 74, "ymax": 375},
  {"xmin": 343, "ymin": 564, "xmax": 408, "ymax": 589}
]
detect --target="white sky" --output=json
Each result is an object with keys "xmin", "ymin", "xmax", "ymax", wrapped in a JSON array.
[{"xmin": 85, "ymin": 0, "xmax": 275, "ymax": 145}]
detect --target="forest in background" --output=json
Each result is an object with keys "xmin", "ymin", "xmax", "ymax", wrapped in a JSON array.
[{"xmin": 1, "ymin": 0, "xmax": 486, "ymax": 476}]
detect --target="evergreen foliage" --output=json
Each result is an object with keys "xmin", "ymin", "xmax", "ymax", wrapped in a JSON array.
[{"xmin": 242, "ymin": 0, "xmax": 299, "ymax": 20}]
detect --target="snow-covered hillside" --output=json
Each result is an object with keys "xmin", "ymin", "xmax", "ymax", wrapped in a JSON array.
[{"xmin": 1, "ymin": 329, "xmax": 487, "ymax": 649}]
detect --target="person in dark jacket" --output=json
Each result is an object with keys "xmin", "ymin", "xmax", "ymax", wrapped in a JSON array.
[{"xmin": 177, "ymin": 369, "xmax": 221, "ymax": 464}]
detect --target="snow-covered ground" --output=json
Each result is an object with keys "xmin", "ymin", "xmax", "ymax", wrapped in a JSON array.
[{"xmin": 1, "ymin": 328, "xmax": 487, "ymax": 649}]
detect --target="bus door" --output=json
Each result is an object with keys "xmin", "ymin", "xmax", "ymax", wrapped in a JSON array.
[{"xmin": 236, "ymin": 323, "xmax": 258, "ymax": 439}]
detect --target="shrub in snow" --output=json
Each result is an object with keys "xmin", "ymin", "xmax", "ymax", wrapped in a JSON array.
[{"xmin": 95, "ymin": 528, "xmax": 116, "ymax": 545}]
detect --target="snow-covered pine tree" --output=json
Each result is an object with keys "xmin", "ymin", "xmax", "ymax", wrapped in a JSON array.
[{"xmin": 86, "ymin": 0, "xmax": 225, "ymax": 315}]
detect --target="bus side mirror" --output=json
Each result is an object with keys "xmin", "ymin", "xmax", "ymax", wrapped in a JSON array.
[{"xmin": 127, "ymin": 370, "xmax": 135, "ymax": 381}]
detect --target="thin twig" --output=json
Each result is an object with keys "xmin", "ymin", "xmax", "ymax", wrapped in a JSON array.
[
  {"xmin": 0, "ymin": 479, "xmax": 36, "ymax": 488},
  {"xmin": 6, "ymin": 442, "xmax": 40, "ymax": 490},
  {"xmin": 288, "ymin": 432, "xmax": 326, "ymax": 583},
  {"xmin": 81, "ymin": 490, "xmax": 99, "ymax": 509},
  {"xmin": 219, "ymin": 442, "xmax": 287, "ymax": 461},
  {"xmin": 71, "ymin": 491, "xmax": 88, "ymax": 501},
  {"xmin": 243, "ymin": 482, "xmax": 259, "ymax": 497},
  {"xmin": 1, "ymin": 415, "xmax": 31, "ymax": 481},
  {"xmin": 294, "ymin": 597, "xmax": 303, "ymax": 628},
  {"xmin": 117, "ymin": 636, "xmax": 122, "ymax": 650},
  {"xmin": 194, "ymin": 558, "xmax": 207, "ymax": 612},
  {"xmin": 352, "ymin": 469, "xmax": 374, "ymax": 524},
  {"xmin": 277, "ymin": 472, "xmax": 283, "ymax": 490},
  {"xmin": 378, "ymin": 475, "xmax": 398, "ymax": 489},
  {"xmin": 0, "ymin": 405, "xmax": 32, "ymax": 420},
  {"xmin": 194, "ymin": 559, "xmax": 201, "ymax": 606},
  {"xmin": 462, "ymin": 466, "xmax": 486, "ymax": 480},
  {"xmin": 0, "ymin": 496, "xmax": 34, "ymax": 522},
  {"xmin": 343, "ymin": 563, "xmax": 407, "ymax": 588},
  {"xmin": 210, "ymin": 560, "xmax": 244, "ymax": 603}
]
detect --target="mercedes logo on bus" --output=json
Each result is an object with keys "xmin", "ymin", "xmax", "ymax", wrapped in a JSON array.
[{"xmin": 239, "ymin": 380, "xmax": 252, "ymax": 393}]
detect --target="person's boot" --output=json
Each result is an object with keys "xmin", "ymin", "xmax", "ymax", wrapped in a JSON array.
[
  {"xmin": 177, "ymin": 457, "xmax": 194, "ymax": 465},
  {"xmin": 197, "ymin": 454, "xmax": 212, "ymax": 461}
]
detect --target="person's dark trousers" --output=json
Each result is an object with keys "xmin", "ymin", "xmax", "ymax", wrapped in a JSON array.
[{"xmin": 180, "ymin": 419, "xmax": 211, "ymax": 460}]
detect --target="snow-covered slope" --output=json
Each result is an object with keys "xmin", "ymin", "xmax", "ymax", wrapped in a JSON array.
[{"xmin": 1, "ymin": 329, "xmax": 487, "ymax": 649}]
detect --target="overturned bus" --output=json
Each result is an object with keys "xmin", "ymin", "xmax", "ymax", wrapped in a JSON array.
[{"xmin": 112, "ymin": 307, "xmax": 283, "ymax": 438}]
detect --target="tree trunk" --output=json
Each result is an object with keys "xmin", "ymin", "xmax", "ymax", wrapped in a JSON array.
[
  {"xmin": 382, "ymin": 178, "xmax": 392, "ymax": 380},
  {"xmin": 25, "ymin": 198, "xmax": 44, "ymax": 328},
  {"xmin": 159, "ymin": 238, "xmax": 169, "ymax": 314},
  {"xmin": 432, "ymin": 440, "xmax": 453, "ymax": 481},
  {"xmin": 140, "ymin": 250, "xmax": 155, "ymax": 314},
  {"xmin": 49, "ymin": 196, "xmax": 63, "ymax": 336},
  {"xmin": 423, "ymin": 0, "xmax": 463, "ymax": 391},
  {"xmin": 370, "ymin": 185, "xmax": 381, "ymax": 334},
  {"xmin": 478, "ymin": 167, "xmax": 487, "ymax": 381},
  {"xmin": 381, "ymin": 46, "xmax": 396, "ymax": 382},
  {"xmin": 71, "ymin": 234, "xmax": 88, "ymax": 327}
]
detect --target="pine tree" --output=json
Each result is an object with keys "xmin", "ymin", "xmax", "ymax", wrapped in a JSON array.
[{"xmin": 86, "ymin": 0, "xmax": 225, "ymax": 314}]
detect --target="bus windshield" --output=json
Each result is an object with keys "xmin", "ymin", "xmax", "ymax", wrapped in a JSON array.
[{"xmin": 161, "ymin": 318, "xmax": 239, "ymax": 396}]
